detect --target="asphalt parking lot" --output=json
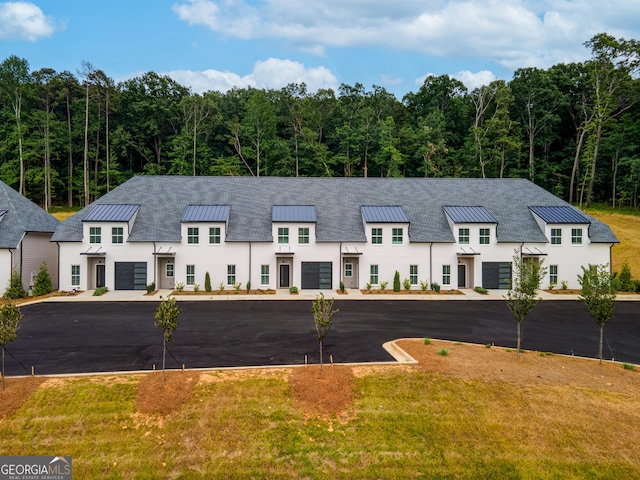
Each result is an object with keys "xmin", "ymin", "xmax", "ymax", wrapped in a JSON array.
[{"xmin": 4, "ymin": 300, "xmax": 639, "ymax": 376}]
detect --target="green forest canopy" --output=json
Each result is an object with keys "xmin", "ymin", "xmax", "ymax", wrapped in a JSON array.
[{"xmin": 0, "ymin": 33, "xmax": 638, "ymax": 211}]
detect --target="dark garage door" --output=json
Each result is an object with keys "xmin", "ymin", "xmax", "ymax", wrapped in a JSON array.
[
  {"xmin": 115, "ymin": 262, "xmax": 147, "ymax": 290},
  {"xmin": 301, "ymin": 262, "xmax": 332, "ymax": 289},
  {"xmin": 482, "ymin": 262, "xmax": 512, "ymax": 289}
]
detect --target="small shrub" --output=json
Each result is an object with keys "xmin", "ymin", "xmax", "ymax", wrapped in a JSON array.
[
  {"xmin": 204, "ymin": 272, "xmax": 212, "ymax": 293},
  {"xmin": 403, "ymin": 278, "xmax": 411, "ymax": 290},
  {"xmin": 431, "ymin": 282, "xmax": 441, "ymax": 293},
  {"xmin": 548, "ymin": 283, "xmax": 556, "ymax": 290},
  {"xmin": 175, "ymin": 282, "xmax": 185, "ymax": 293},
  {"xmin": 423, "ymin": 337, "xmax": 431, "ymax": 345},
  {"xmin": 438, "ymin": 348, "xmax": 449, "ymax": 356},
  {"xmin": 233, "ymin": 281, "xmax": 242, "ymax": 292},
  {"xmin": 485, "ymin": 343, "xmax": 492, "ymax": 348},
  {"xmin": 474, "ymin": 286, "xmax": 488, "ymax": 294},
  {"xmin": 218, "ymin": 282, "xmax": 225, "ymax": 292},
  {"xmin": 623, "ymin": 363, "xmax": 636, "ymax": 371},
  {"xmin": 32, "ymin": 262, "xmax": 53, "ymax": 297},
  {"xmin": 420, "ymin": 280, "xmax": 429, "ymax": 291},
  {"xmin": 365, "ymin": 283, "xmax": 372, "ymax": 291},
  {"xmin": 380, "ymin": 281, "xmax": 388, "ymax": 290},
  {"xmin": 193, "ymin": 283, "xmax": 200, "ymax": 293},
  {"xmin": 393, "ymin": 271, "xmax": 401, "ymax": 292},
  {"xmin": 560, "ymin": 280, "xmax": 568, "ymax": 290},
  {"xmin": 4, "ymin": 269, "xmax": 25, "ymax": 300},
  {"xmin": 246, "ymin": 281, "xmax": 251, "ymax": 293},
  {"xmin": 146, "ymin": 282, "xmax": 156, "ymax": 294},
  {"xmin": 618, "ymin": 262, "xmax": 633, "ymax": 292},
  {"xmin": 93, "ymin": 286, "xmax": 108, "ymax": 296},
  {"xmin": 289, "ymin": 286, "xmax": 298, "ymax": 294},
  {"xmin": 339, "ymin": 281, "xmax": 345, "ymax": 293}
]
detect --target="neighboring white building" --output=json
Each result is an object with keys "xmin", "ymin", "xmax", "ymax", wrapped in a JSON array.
[
  {"xmin": 52, "ymin": 176, "xmax": 618, "ymax": 292},
  {"xmin": 0, "ymin": 181, "xmax": 59, "ymax": 293}
]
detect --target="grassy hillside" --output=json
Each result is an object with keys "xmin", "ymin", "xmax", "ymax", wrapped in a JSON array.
[{"xmin": 585, "ymin": 207, "xmax": 640, "ymax": 277}]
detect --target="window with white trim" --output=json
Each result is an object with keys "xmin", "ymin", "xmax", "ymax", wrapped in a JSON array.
[
  {"xmin": 550, "ymin": 265, "xmax": 558, "ymax": 285},
  {"xmin": 227, "ymin": 265, "xmax": 236, "ymax": 285},
  {"xmin": 370, "ymin": 265, "xmax": 379, "ymax": 285},
  {"xmin": 71, "ymin": 265, "xmax": 80, "ymax": 287},
  {"xmin": 458, "ymin": 228, "xmax": 469, "ymax": 244},
  {"xmin": 371, "ymin": 228, "xmax": 382, "ymax": 244},
  {"xmin": 479, "ymin": 228, "xmax": 490, "ymax": 245},
  {"xmin": 551, "ymin": 228, "xmax": 562, "ymax": 245},
  {"xmin": 571, "ymin": 228, "xmax": 583, "ymax": 245},
  {"xmin": 89, "ymin": 227, "xmax": 101, "ymax": 244},
  {"xmin": 392, "ymin": 228, "xmax": 403, "ymax": 244},
  {"xmin": 298, "ymin": 227, "xmax": 309, "ymax": 244},
  {"xmin": 112, "ymin": 227, "xmax": 124, "ymax": 244},
  {"xmin": 261, "ymin": 265, "xmax": 269, "ymax": 285},
  {"xmin": 187, "ymin": 227, "xmax": 199, "ymax": 244},
  {"xmin": 278, "ymin": 227, "xmax": 289, "ymax": 244},
  {"xmin": 209, "ymin": 227, "xmax": 221, "ymax": 244},
  {"xmin": 442, "ymin": 265, "xmax": 451, "ymax": 285},
  {"xmin": 186, "ymin": 265, "xmax": 195, "ymax": 285},
  {"xmin": 410, "ymin": 265, "xmax": 418, "ymax": 285}
]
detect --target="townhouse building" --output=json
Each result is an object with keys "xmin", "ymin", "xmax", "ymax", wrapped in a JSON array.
[{"xmin": 52, "ymin": 176, "xmax": 617, "ymax": 292}]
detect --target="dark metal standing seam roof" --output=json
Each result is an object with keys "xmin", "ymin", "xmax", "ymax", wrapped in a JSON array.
[
  {"xmin": 361, "ymin": 206, "xmax": 410, "ymax": 223},
  {"xmin": 181, "ymin": 205, "xmax": 231, "ymax": 222},
  {"xmin": 272, "ymin": 205, "xmax": 317, "ymax": 222},
  {"xmin": 442, "ymin": 206, "xmax": 497, "ymax": 223},
  {"xmin": 83, "ymin": 204, "xmax": 140, "ymax": 222},
  {"xmin": 529, "ymin": 206, "xmax": 590, "ymax": 224}
]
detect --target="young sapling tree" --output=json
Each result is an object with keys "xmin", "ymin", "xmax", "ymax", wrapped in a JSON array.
[
  {"xmin": 311, "ymin": 293, "xmax": 339, "ymax": 377},
  {"xmin": 504, "ymin": 250, "xmax": 546, "ymax": 357},
  {"xmin": 154, "ymin": 296, "xmax": 180, "ymax": 381},
  {"xmin": 0, "ymin": 302, "xmax": 23, "ymax": 389}
]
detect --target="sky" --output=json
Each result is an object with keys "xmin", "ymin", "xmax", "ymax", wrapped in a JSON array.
[{"xmin": 1, "ymin": 0, "xmax": 639, "ymax": 99}]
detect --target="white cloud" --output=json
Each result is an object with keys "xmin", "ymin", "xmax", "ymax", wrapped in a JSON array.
[
  {"xmin": 453, "ymin": 70, "xmax": 497, "ymax": 90},
  {"xmin": 165, "ymin": 58, "xmax": 338, "ymax": 93},
  {"xmin": 0, "ymin": 1, "xmax": 59, "ymax": 41},
  {"xmin": 172, "ymin": 0, "xmax": 640, "ymax": 68}
]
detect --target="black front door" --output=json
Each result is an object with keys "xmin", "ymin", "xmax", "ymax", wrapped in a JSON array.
[
  {"xmin": 458, "ymin": 264, "xmax": 466, "ymax": 288},
  {"xmin": 96, "ymin": 264, "xmax": 106, "ymax": 288},
  {"xmin": 279, "ymin": 264, "xmax": 290, "ymax": 288}
]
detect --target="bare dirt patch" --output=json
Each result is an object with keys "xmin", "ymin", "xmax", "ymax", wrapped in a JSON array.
[
  {"xmin": 397, "ymin": 339, "xmax": 640, "ymax": 395},
  {"xmin": 288, "ymin": 365, "xmax": 355, "ymax": 419},
  {"xmin": 0, "ymin": 377, "xmax": 44, "ymax": 419},
  {"xmin": 136, "ymin": 371, "xmax": 199, "ymax": 415}
]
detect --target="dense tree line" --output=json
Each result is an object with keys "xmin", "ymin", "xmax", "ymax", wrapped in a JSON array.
[{"xmin": 0, "ymin": 33, "xmax": 638, "ymax": 210}]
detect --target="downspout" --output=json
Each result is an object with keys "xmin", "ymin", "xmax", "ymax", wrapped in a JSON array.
[
  {"xmin": 429, "ymin": 243, "xmax": 433, "ymax": 285},
  {"xmin": 56, "ymin": 242, "xmax": 60, "ymax": 291},
  {"xmin": 249, "ymin": 242, "xmax": 252, "ymax": 287},
  {"xmin": 339, "ymin": 242, "xmax": 342, "ymax": 288},
  {"xmin": 153, "ymin": 242, "xmax": 157, "ymax": 288}
]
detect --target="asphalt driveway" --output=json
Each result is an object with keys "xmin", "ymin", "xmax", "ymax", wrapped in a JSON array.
[{"xmin": 4, "ymin": 300, "xmax": 639, "ymax": 375}]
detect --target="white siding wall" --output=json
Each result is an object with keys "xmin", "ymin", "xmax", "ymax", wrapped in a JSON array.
[
  {"xmin": 56, "ymin": 218, "xmax": 613, "ymax": 292},
  {"xmin": 0, "ymin": 249, "xmax": 12, "ymax": 292}
]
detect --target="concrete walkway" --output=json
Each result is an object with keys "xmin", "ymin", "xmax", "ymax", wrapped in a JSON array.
[{"xmin": 37, "ymin": 287, "xmax": 640, "ymax": 303}]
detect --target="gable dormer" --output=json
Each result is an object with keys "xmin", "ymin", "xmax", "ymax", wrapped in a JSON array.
[
  {"xmin": 82, "ymin": 204, "xmax": 140, "ymax": 245},
  {"xmin": 180, "ymin": 205, "xmax": 231, "ymax": 245},
  {"xmin": 442, "ymin": 206, "xmax": 498, "ymax": 248},
  {"xmin": 528, "ymin": 206, "xmax": 590, "ymax": 246},
  {"xmin": 361, "ymin": 206, "xmax": 410, "ymax": 245},
  {"xmin": 271, "ymin": 205, "xmax": 317, "ymax": 247}
]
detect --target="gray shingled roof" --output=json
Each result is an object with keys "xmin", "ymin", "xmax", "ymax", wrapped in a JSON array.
[
  {"xmin": 443, "ymin": 206, "xmax": 497, "ymax": 223},
  {"xmin": 0, "ymin": 181, "xmax": 59, "ymax": 248},
  {"xmin": 52, "ymin": 177, "xmax": 619, "ymax": 244}
]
